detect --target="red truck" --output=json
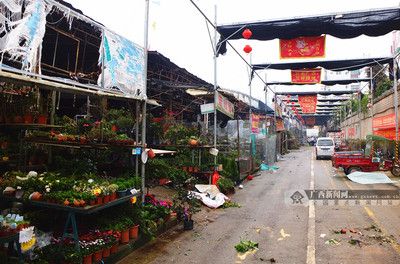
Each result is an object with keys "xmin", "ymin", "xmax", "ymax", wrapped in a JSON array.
[{"xmin": 332, "ymin": 135, "xmax": 400, "ymax": 176}]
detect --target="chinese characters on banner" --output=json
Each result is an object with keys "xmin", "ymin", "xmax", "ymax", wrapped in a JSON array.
[
  {"xmin": 251, "ymin": 114, "xmax": 260, "ymax": 133},
  {"xmin": 298, "ymin": 95, "xmax": 317, "ymax": 113},
  {"xmin": 348, "ymin": 127, "xmax": 356, "ymax": 138},
  {"xmin": 216, "ymin": 92, "xmax": 235, "ymax": 119},
  {"xmin": 280, "ymin": 36, "xmax": 325, "ymax": 58},
  {"xmin": 372, "ymin": 114, "xmax": 396, "ymax": 140},
  {"xmin": 291, "ymin": 68, "xmax": 321, "ymax": 84}
]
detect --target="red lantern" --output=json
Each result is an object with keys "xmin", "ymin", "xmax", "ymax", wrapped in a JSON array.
[
  {"xmin": 291, "ymin": 101, "xmax": 294, "ymax": 105},
  {"xmin": 242, "ymin": 29, "xmax": 252, "ymax": 39},
  {"xmin": 243, "ymin": 45, "xmax": 252, "ymax": 54}
]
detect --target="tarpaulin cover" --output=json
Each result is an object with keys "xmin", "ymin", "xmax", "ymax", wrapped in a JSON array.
[
  {"xmin": 217, "ymin": 7, "xmax": 400, "ymax": 54},
  {"xmin": 347, "ymin": 171, "xmax": 396, "ymax": 184},
  {"xmin": 253, "ymin": 57, "xmax": 393, "ymax": 71},
  {"xmin": 0, "ymin": 0, "xmax": 50, "ymax": 72},
  {"xmin": 268, "ymin": 78, "xmax": 370, "ymax": 86},
  {"xmin": 98, "ymin": 29, "xmax": 146, "ymax": 99}
]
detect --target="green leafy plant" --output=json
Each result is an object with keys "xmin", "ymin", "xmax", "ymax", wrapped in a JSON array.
[
  {"xmin": 217, "ymin": 177, "xmax": 235, "ymax": 195},
  {"xmin": 234, "ymin": 240, "xmax": 258, "ymax": 253}
]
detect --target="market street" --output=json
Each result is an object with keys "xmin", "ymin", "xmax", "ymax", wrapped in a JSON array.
[{"xmin": 118, "ymin": 147, "xmax": 400, "ymax": 264}]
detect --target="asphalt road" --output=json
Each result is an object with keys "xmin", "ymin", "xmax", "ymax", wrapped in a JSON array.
[{"xmin": 118, "ymin": 147, "xmax": 400, "ymax": 264}]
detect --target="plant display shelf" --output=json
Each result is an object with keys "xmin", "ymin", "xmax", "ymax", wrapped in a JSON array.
[
  {"xmin": 23, "ymin": 138, "xmax": 140, "ymax": 150},
  {"xmin": 0, "ymin": 232, "xmax": 22, "ymax": 263},
  {"xmin": 0, "ymin": 193, "xmax": 140, "ymax": 251},
  {"xmin": 0, "ymin": 124, "xmax": 64, "ymax": 129},
  {"xmin": 153, "ymin": 144, "xmax": 229, "ymax": 149}
]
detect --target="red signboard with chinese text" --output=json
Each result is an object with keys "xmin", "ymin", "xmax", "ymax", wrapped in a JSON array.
[
  {"xmin": 216, "ymin": 92, "xmax": 234, "ymax": 119},
  {"xmin": 291, "ymin": 68, "xmax": 321, "ymax": 84},
  {"xmin": 298, "ymin": 95, "xmax": 317, "ymax": 113},
  {"xmin": 372, "ymin": 114, "xmax": 395, "ymax": 130},
  {"xmin": 348, "ymin": 127, "xmax": 356, "ymax": 138},
  {"xmin": 280, "ymin": 36, "xmax": 325, "ymax": 58}
]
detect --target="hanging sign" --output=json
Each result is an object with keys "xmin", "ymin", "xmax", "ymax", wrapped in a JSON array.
[
  {"xmin": 298, "ymin": 95, "xmax": 318, "ymax": 113},
  {"xmin": 276, "ymin": 119, "xmax": 285, "ymax": 131},
  {"xmin": 200, "ymin": 103, "xmax": 215, "ymax": 115},
  {"xmin": 291, "ymin": 68, "xmax": 321, "ymax": 84},
  {"xmin": 251, "ymin": 114, "xmax": 260, "ymax": 133},
  {"xmin": 280, "ymin": 36, "xmax": 325, "ymax": 58},
  {"xmin": 216, "ymin": 92, "xmax": 235, "ymax": 119}
]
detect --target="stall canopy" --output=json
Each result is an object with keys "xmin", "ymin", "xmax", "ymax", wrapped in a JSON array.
[
  {"xmin": 216, "ymin": 7, "xmax": 400, "ymax": 54},
  {"xmin": 267, "ymin": 78, "xmax": 370, "ymax": 86},
  {"xmin": 275, "ymin": 90, "xmax": 358, "ymax": 95},
  {"xmin": 252, "ymin": 57, "xmax": 393, "ymax": 71}
]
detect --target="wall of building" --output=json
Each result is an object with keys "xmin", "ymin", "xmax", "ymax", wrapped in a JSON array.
[{"xmin": 340, "ymin": 88, "xmax": 400, "ymax": 139}]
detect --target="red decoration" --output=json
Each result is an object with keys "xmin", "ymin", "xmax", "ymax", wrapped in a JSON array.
[
  {"xmin": 291, "ymin": 68, "xmax": 321, "ymax": 84},
  {"xmin": 298, "ymin": 95, "xmax": 318, "ymax": 113},
  {"xmin": 280, "ymin": 36, "xmax": 325, "ymax": 58},
  {"xmin": 243, "ymin": 45, "xmax": 252, "ymax": 53},
  {"xmin": 242, "ymin": 29, "xmax": 252, "ymax": 39}
]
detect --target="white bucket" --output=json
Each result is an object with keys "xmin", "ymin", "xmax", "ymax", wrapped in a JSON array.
[{"xmin": 209, "ymin": 148, "xmax": 219, "ymax": 156}]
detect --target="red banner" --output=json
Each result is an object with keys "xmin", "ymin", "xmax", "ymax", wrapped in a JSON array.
[
  {"xmin": 298, "ymin": 95, "xmax": 317, "ymax": 114},
  {"xmin": 291, "ymin": 68, "xmax": 321, "ymax": 84},
  {"xmin": 280, "ymin": 36, "xmax": 325, "ymax": 58},
  {"xmin": 374, "ymin": 128, "xmax": 395, "ymax": 140},
  {"xmin": 372, "ymin": 114, "xmax": 395, "ymax": 130}
]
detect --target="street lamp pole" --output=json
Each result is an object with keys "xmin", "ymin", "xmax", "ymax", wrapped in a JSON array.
[{"xmin": 141, "ymin": 0, "xmax": 150, "ymax": 203}]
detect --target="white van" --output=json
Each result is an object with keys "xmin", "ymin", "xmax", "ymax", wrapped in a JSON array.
[{"xmin": 315, "ymin": 137, "xmax": 335, "ymax": 160}]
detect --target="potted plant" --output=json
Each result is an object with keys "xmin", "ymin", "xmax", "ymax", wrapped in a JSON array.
[
  {"xmin": 116, "ymin": 180, "xmax": 128, "ymax": 198},
  {"xmin": 217, "ymin": 177, "xmax": 235, "ymax": 195},
  {"xmin": 172, "ymin": 181, "xmax": 201, "ymax": 231},
  {"xmin": 108, "ymin": 184, "xmax": 118, "ymax": 201}
]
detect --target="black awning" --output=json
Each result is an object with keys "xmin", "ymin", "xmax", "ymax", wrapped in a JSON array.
[
  {"xmin": 267, "ymin": 78, "xmax": 370, "ymax": 86},
  {"xmin": 217, "ymin": 7, "xmax": 400, "ymax": 54},
  {"xmin": 275, "ymin": 90, "xmax": 357, "ymax": 95},
  {"xmin": 253, "ymin": 57, "xmax": 392, "ymax": 71}
]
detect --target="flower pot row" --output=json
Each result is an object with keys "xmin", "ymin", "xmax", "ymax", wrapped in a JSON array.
[
  {"xmin": 182, "ymin": 166, "xmax": 200, "ymax": 173},
  {"xmin": 120, "ymin": 224, "xmax": 139, "ymax": 244},
  {"xmin": 82, "ymin": 226, "xmax": 139, "ymax": 264},
  {"xmin": 89, "ymin": 193, "xmax": 117, "ymax": 206},
  {"xmin": 82, "ymin": 244, "xmax": 119, "ymax": 264}
]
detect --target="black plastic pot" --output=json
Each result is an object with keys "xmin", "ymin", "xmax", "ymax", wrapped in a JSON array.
[
  {"xmin": 117, "ymin": 189, "xmax": 128, "ymax": 198},
  {"xmin": 183, "ymin": 219, "xmax": 194, "ymax": 230}
]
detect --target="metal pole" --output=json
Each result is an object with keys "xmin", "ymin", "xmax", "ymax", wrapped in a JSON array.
[
  {"xmin": 141, "ymin": 0, "xmax": 150, "ymax": 203},
  {"xmin": 212, "ymin": 5, "xmax": 218, "ymax": 184},
  {"xmin": 370, "ymin": 67, "xmax": 374, "ymax": 133},
  {"xmin": 101, "ymin": 28, "xmax": 105, "ymax": 89},
  {"xmin": 358, "ymin": 91, "xmax": 361, "ymax": 139},
  {"xmin": 394, "ymin": 58, "xmax": 398, "ymax": 142},
  {"xmin": 135, "ymin": 101, "xmax": 139, "ymax": 176},
  {"xmin": 248, "ymin": 54, "xmax": 253, "ymax": 171}
]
